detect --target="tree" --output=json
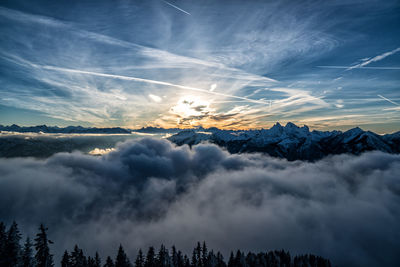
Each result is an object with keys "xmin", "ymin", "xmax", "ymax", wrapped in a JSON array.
[
  {"xmin": 88, "ymin": 256, "xmax": 96, "ymax": 267},
  {"xmin": 157, "ymin": 245, "xmax": 169, "ymax": 267},
  {"xmin": 145, "ymin": 247, "xmax": 156, "ymax": 267},
  {"xmin": 201, "ymin": 242, "xmax": 208, "ymax": 267},
  {"xmin": 61, "ymin": 250, "xmax": 71, "ymax": 267},
  {"xmin": 4, "ymin": 221, "xmax": 22, "ymax": 267},
  {"xmin": 104, "ymin": 256, "xmax": 115, "ymax": 267},
  {"xmin": 34, "ymin": 224, "xmax": 54, "ymax": 267},
  {"xmin": 95, "ymin": 252, "xmax": 102, "ymax": 267},
  {"xmin": 115, "ymin": 244, "xmax": 131, "ymax": 267},
  {"xmin": 70, "ymin": 244, "xmax": 86, "ymax": 267},
  {"xmin": 0, "ymin": 222, "xmax": 8, "ymax": 266},
  {"xmin": 22, "ymin": 237, "xmax": 35, "ymax": 267},
  {"xmin": 135, "ymin": 249, "xmax": 144, "ymax": 267}
]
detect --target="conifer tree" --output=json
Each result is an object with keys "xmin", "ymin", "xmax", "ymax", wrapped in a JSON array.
[
  {"xmin": 135, "ymin": 249, "xmax": 144, "ymax": 267},
  {"xmin": 61, "ymin": 250, "xmax": 70, "ymax": 267},
  {"xmin": 95, "ymin": 252, "xmax": 102, "ymax": 267},
  {"xmin": 115, "ymin": 244, "xmax": 131, "ymax": 267},
  {"xmin": 22, "ymin": 237, "xmax": 35, "ymax": 267},
  {"xmin": 5, "ymin": 221, "xmax": 22, "ymax": 267},
  {"xmin": 104, "ymin": 256, "xmax": 115, "ymax": 267},
  {"xmin": 88, "ymin": 256, "xmax": 96, "ymax": 267},
  {"xmin": 145, "ymin": 247, "xmax": 156, "ymax": 267},
  {"xmin": 0, "ymin": 222, "xmax": 7, "ymax": 267},
  {"xmin": 157, "ymin": 245, "xmax": 169, "ymax": 267},
  {"xmin": 34, "ymin": 224, "xmax": 54, "ymax": 267},
  {"xmin": 201, "ymin": 242, "xmax": 208, "ymax": 267}
]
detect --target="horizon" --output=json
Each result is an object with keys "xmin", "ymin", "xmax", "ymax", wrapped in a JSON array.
[{"xmin": 1, "ymin": 121, "xmax": 399, "ymax": 135}]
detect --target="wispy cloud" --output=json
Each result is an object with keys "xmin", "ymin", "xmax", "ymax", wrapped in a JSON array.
[{"xmin": 42, "ymin": 65, "xmax": 271, "ymax": 105}]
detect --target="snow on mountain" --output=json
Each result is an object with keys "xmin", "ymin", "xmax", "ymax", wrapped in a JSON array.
[{"xmin": 168, "ymin": 122, "xmax": 400, "ymax": 161}]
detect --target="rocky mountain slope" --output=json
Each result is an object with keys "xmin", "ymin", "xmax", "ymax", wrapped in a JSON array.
[{"xmin": 168, "ymin": 122, "xmax": 400, "ymax": 161}]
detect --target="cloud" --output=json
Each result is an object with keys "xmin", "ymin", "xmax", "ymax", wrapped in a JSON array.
[
  {"xmin": 0, "ymin": 138, "xmax": 399, "ymax": 267},
  {"xmin": 149, "ymin": 94, "xmax": 163, "ymax": 103}
]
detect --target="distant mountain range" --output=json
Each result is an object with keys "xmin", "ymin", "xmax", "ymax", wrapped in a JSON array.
[
  {"xmin": 0, "ymin": 124, "xmax": 184, "ymax": 134},
  {"xmin": 2, "ymin": 123, "xmax": 400, "ymax": 161},
  {"xmin": 168, "ymin": 122, "xmax": 400, "ymax": 161},
  {"xmin": 0, "ymin": 124, "xmax": 132, "ymax": 134}
]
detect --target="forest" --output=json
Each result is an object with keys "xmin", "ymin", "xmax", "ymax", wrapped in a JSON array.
[{"xmin": 0, "ymin": 221, "xmax": 332, "ymax": 267}]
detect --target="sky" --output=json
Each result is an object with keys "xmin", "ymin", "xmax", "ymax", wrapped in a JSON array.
[{"xmin": 0, "ymin": 0, "xmax": 399, "ymax": 133}]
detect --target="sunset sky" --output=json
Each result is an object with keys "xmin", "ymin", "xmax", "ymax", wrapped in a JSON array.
[{"xmin": 0, "ymin": 0, "xmax": 399, "ymax": 133}]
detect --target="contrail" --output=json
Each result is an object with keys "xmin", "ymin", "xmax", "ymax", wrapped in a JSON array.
[
  {"xmin": 378, "ymin": 94, "xmax": 400, "ymax": 106},
  {"xmin": 317, "ymin": 47, "xmax": 400, "ymax": 71},
  {"xmin": 347, "ymin": 47, "xmax": 400, "ymax": 70},
  {"xmin": 42, "ymin": 65, "xmax": 269, "ymax": 105},
  {"xmin": 163, "ymin": 1, "xmax": 191, "ymax": 15},
  {"xmin": 317, "ymin": 66, "xmax": 400, "ymax": 70}
]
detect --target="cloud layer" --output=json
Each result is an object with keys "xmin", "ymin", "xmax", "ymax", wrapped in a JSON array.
[{"xmin": 0, "ymin": 138, "xmax": 399, "ymax": 267}]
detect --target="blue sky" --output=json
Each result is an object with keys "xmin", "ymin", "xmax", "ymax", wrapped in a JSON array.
[{"xmin": 0, "ymin": 0, "xmax": 399, "ymax": 132}]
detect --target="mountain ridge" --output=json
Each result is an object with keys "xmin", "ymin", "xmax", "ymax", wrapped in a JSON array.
[{"xmin": 167, "ymin": 122, "xmax": 400, "ymax": 161}]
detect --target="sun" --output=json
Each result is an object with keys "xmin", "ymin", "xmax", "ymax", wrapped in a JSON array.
[{"xmin": 171, "ymin": 96, "xmax": 213, "ymax": 118}]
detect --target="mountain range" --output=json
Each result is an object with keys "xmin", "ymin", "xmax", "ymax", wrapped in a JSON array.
[
  {"xmin": 168, "ymin": 122, "xmax": 400, "ymax": 161},
  {"xmin": 2, "ymin": 123, "xmax": 399, "ymax": 161}
]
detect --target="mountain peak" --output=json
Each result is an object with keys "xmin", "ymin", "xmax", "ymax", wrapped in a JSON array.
[{"xmin": 285, "ymin": 122, "xmax": 298, "ymax": 128}]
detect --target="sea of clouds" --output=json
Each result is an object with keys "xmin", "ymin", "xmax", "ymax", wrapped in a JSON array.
[{"xmin": 0, "ymin": 138, "xmax": 399, "ymax": 267}]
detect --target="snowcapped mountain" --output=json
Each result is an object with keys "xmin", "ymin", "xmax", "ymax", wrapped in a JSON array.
[{"xmin": 168, "ymin": 122, "xmax": 400, "ymax": 161}]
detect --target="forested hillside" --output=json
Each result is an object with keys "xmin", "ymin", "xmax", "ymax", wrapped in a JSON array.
[{"xmin": 0, "ymin": 221, "xmax": 332, "ymax": 267}]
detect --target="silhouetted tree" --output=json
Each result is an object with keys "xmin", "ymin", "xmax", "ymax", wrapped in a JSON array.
[
  {"xmin": 34, "ymin": 224, "xmax": 54, "ymax": 267},
  {"xmin": 115, "ymin": 244, "xmax": 131, "ymax": 267},
  {"xmin": 104, "ymin": 256, "xmax": 115, "ymax": 267},
  {"xmin": 22, "ymin": 237, "xmax": 35, "ymax": 267},
  {"xmin": 0, "ymin": 222, "xmax": 7, "ymax": 266},
  {"xmin": 5, "ymin": 221, "xmax": 22, "ymax": 267},
  {"xmin": 61, "ymin": 250, "xmax": 71, "ymax": 267},
  {"xmin": 227, "ymin": 252, "xmax": 234, "ymax": 267},
  {"xmin": 145, "ymin": 246, "xmax": 156, "ymax": 267},
  {"xmin": 201, "ymin": 242, "xmax": 208, "ymax": 267},
  {"xmin": 95, "ymin": 252, "xmax": 102, "ymax": 267},
  {"xmin": 88, "ymin": 256, "xmax": 96, "ymax": 267},
  {"xmin": 135, "ymin": 249, "xmax": 144, "ymax": 267},
  {"xmin": 157, "ymin": 245, "xmax": 169, "ymax": 267}
]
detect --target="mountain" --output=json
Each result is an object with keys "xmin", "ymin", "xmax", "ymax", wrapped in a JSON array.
[
  {"xmin": 0, "ymin": 124, "xmax": 131, "ymax": 134},
  {"xmin": 168, "ymin": 122, "xmax": 400, "ymax": 161},
  {"xmin": 133, "ymin": 126, "xmax": 182, "ymax": 133}
]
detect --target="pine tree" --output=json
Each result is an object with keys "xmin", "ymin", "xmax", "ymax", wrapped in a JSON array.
[
  {"xmin": 4, "ymin": 221, "xmax": 22, "ymax": 267},
  {"xmin": 70, "ymin": 244, "xmax": 87, "ymax": 267},
  {"xmin": 201, "ymin": 242, "xmax": 208, "ymax": 267},
  {"xmin": 135, "ymin": 249, "xmax": 144, "ymax": 267},
  {"xmin": 157, "ymin": 245, "xmax": 169, "ymax": 267},
  {"xmin": 34, "ymin": 224, "xmax": 54, "ymax": 267},
  {"xmin": 191, "ymin": 249, "xmax": 198, "ymax": 267},
  {"xmin": 22, "ymin": 237, "xmax": 35, "ymax": 267},
  {"xmin": 88, "ymin": 256, "xmax": 96, "ymax": 267},
  {"xmin": 115, "ymin": 244, "xmax": 131, "ymax": 267},
  {"xmin": 61, "ymin": 250, "xmax": 71, "ymax": 267},
  {"xmin": 227, "ymin": 252, "xmax": 234, "ymax": 267},
  {"xmin": 104, "ymin": 256, "xmax": 115, "ymax": 267},
  {"xmin": 95, "ymin": 252, "xmax": 102, "ymax": 267},
  {"xmin": 0, "ymin": 222, "xmax": 8, "ymax": 266},
  {"xmin": 145, "ymin": 247, "xmax": 156, "ymax": 267}
]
